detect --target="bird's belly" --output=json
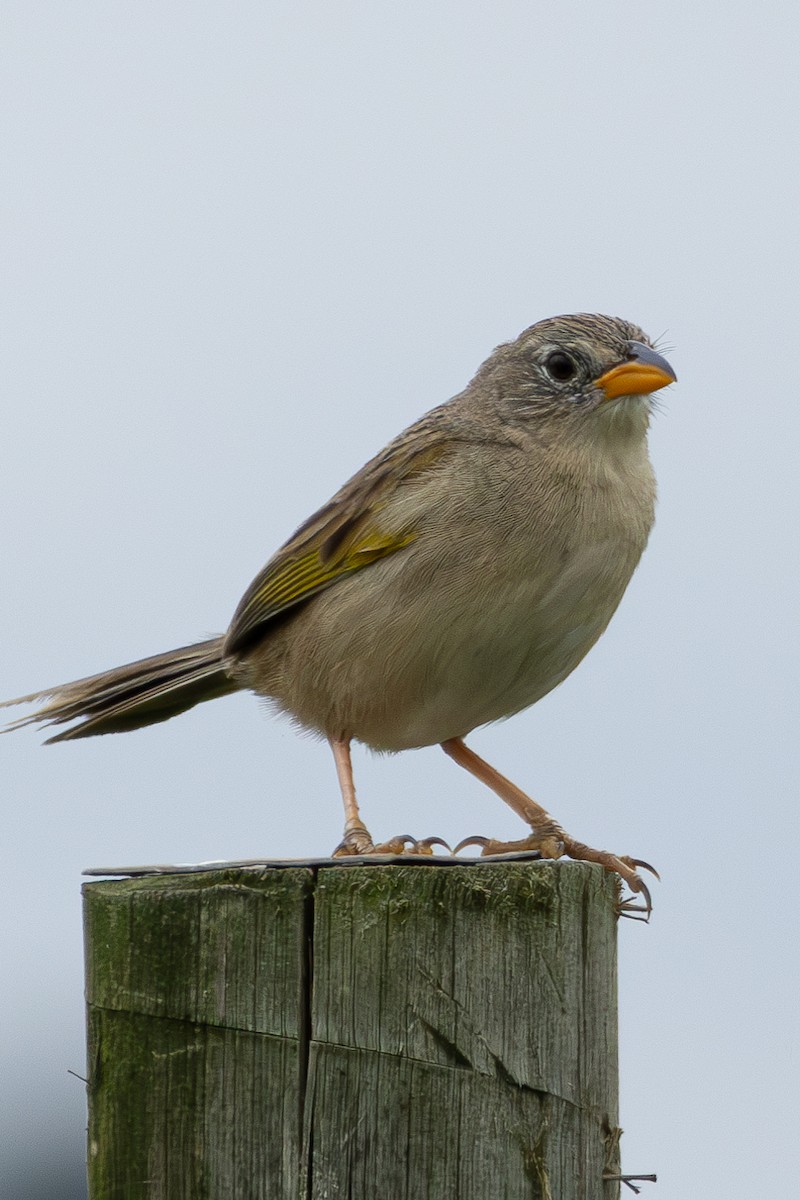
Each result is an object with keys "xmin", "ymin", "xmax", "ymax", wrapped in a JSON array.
[
  {"xmin": 381, "ymin": 557, "xmax": 624, "ymax": 748},
  {"xmin": 247, "ymin": 534, "xmax": 640, "ymax": 752}
]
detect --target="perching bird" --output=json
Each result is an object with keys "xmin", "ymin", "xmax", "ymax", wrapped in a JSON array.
[{"xmin": 3, "ymin": 313, "xmax": 675, "ymax": 905}]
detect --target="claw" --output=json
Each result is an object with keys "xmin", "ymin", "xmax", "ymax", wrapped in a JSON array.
[
  {"xmin": 618, "ymin": 902, "xmax": 652, "ymax": 923},
  {"xmin": 453, "ymin": 835, "xmax": 487, "ymax": 854},
  {"xmin": 371, "ymin": 834, "xmax": 451, "ymax": 856},
  {"xmin": 408, "ymin": 836, "xmax": 451, "ymax": 856},
  {"xmin": 334, "ymin": 833, "xmax": 451, "ymax": 858},
  {"xmin": 626, "ymin": 857, "xmax": 660, "ymax": 881},
  {"xmin": 456, "ymin": 831, "xmax": 561, "ymax": 859},
  {"xmin": 617, "ymin": 878, "xmax": 653, "ymax": 922},
  {"xmin": 369, "ymin": 834, "xmax": 417, "ymax": 855}
]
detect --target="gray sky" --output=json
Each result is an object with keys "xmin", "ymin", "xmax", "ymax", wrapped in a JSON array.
[{"xmin": 2, "ymin": 3, "xmax": 798, "ymax": 1197}]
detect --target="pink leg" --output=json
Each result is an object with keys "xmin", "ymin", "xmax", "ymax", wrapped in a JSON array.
[
  {"xmin": 441, "ymin": 737, "xmax": 656, "ymax": 911},
  {"xmin": 329, "ymin": 737, "xmax": 449, "ymax": 857},
  {"xmin": 441, "ymin": 737, "xmax": 566, "ymax": 856},
  {"xmin": 330, "ymin": 737, "xmax": 376, "ymax": 854}
]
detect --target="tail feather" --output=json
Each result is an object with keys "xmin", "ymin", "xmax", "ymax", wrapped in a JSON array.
[{"xmin": 1, "ymin": 637, "xmax": 240, "ymax": 742}]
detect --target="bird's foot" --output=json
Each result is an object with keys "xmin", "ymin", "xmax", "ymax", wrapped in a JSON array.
[
  {"xmin": 455, "ymin": 824, "xmax": 658, "ymax": 919},
  {"xmin": 333, "ymin": 828, "xmax": 451, "ymax": 857}
]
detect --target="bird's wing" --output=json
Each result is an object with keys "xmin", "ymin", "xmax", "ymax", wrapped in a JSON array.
[{"xmin": 224, "ymin": 431, "xmax": 452, "ymax": 655}]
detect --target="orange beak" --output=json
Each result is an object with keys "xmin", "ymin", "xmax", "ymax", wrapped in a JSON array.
[{"xmin": 596, "ymin": 341, "xmax": 677, "ymax": 401}]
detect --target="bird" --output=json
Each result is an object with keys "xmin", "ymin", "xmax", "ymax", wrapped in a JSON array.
[{"xmin": 3, "ymin": 313, "xmax": 675, "ymax": 907}]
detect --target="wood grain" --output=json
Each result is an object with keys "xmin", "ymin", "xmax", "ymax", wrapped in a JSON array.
[{"xmin": 84, "ymin": 861, "xmax": 620, "ymax": 1199}]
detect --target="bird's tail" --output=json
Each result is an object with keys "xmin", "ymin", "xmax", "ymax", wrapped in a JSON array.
[{"xmin": 1, "ymin": 637, "xmax": 239, "ymax": 743}]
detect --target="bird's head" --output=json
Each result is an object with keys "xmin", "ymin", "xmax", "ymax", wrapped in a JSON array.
[{"xmin": 474, "ymin": 313, "xmax": 676, "ymax": 441}]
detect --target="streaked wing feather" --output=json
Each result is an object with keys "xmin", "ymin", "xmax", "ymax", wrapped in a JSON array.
[{"xmin": 225, "ymin": 433, "xmax": 451, "ymax": 654}]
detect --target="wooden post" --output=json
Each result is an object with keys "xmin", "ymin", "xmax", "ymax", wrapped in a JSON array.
[{"xmin": 84, "ymin": 861, "xmax": 622, "ymax": 1199}]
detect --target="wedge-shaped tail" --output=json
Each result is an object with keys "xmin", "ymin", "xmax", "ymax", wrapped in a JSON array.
[{"xmin": 1, "ymin": 638, "xmax": 238, "ymax": 742}]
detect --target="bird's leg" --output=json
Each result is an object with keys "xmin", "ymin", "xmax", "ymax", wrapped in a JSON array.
[
  {"xmin": 442, "ymin": 738, "xmax": 566, "ymax": 855},
  {"xmin": 330, "ymin": 737, "xmax": 376, "ymax": 854},
  {"xmin": 330, "ymin": 737, "xmax": 449, "ymax": 857},
  {"xmin": 442, "ymin": 737, "xmax": 655, "ymax": 909}
]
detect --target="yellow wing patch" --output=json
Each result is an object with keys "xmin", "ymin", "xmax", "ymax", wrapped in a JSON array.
[
  {"xmin": 224, "ymin": 435, "xmax": 450, "ymax": 655},
  {"xmin": 242, "ymin": 529, "xmax": 414, "ymax": 625}
]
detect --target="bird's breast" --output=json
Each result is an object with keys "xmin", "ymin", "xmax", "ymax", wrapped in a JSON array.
[{"xmin": 241, "ymin": 441, "xmax": 656, "ymax": 751}]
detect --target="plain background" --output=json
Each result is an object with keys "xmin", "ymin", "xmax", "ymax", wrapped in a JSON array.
[{"xmin": 2, "ymin": 3, "xmax": 798, "ymax": 1197}]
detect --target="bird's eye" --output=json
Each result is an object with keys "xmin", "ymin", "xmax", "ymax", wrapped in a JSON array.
[{"xmin": 543, "ymin": 351, "xmax": 578, "ymax": 382}]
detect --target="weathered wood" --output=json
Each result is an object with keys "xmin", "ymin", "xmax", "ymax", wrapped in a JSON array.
[{"xmin": 84, "ymin": 861, "xmax": 621, "ymax": 1199}]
